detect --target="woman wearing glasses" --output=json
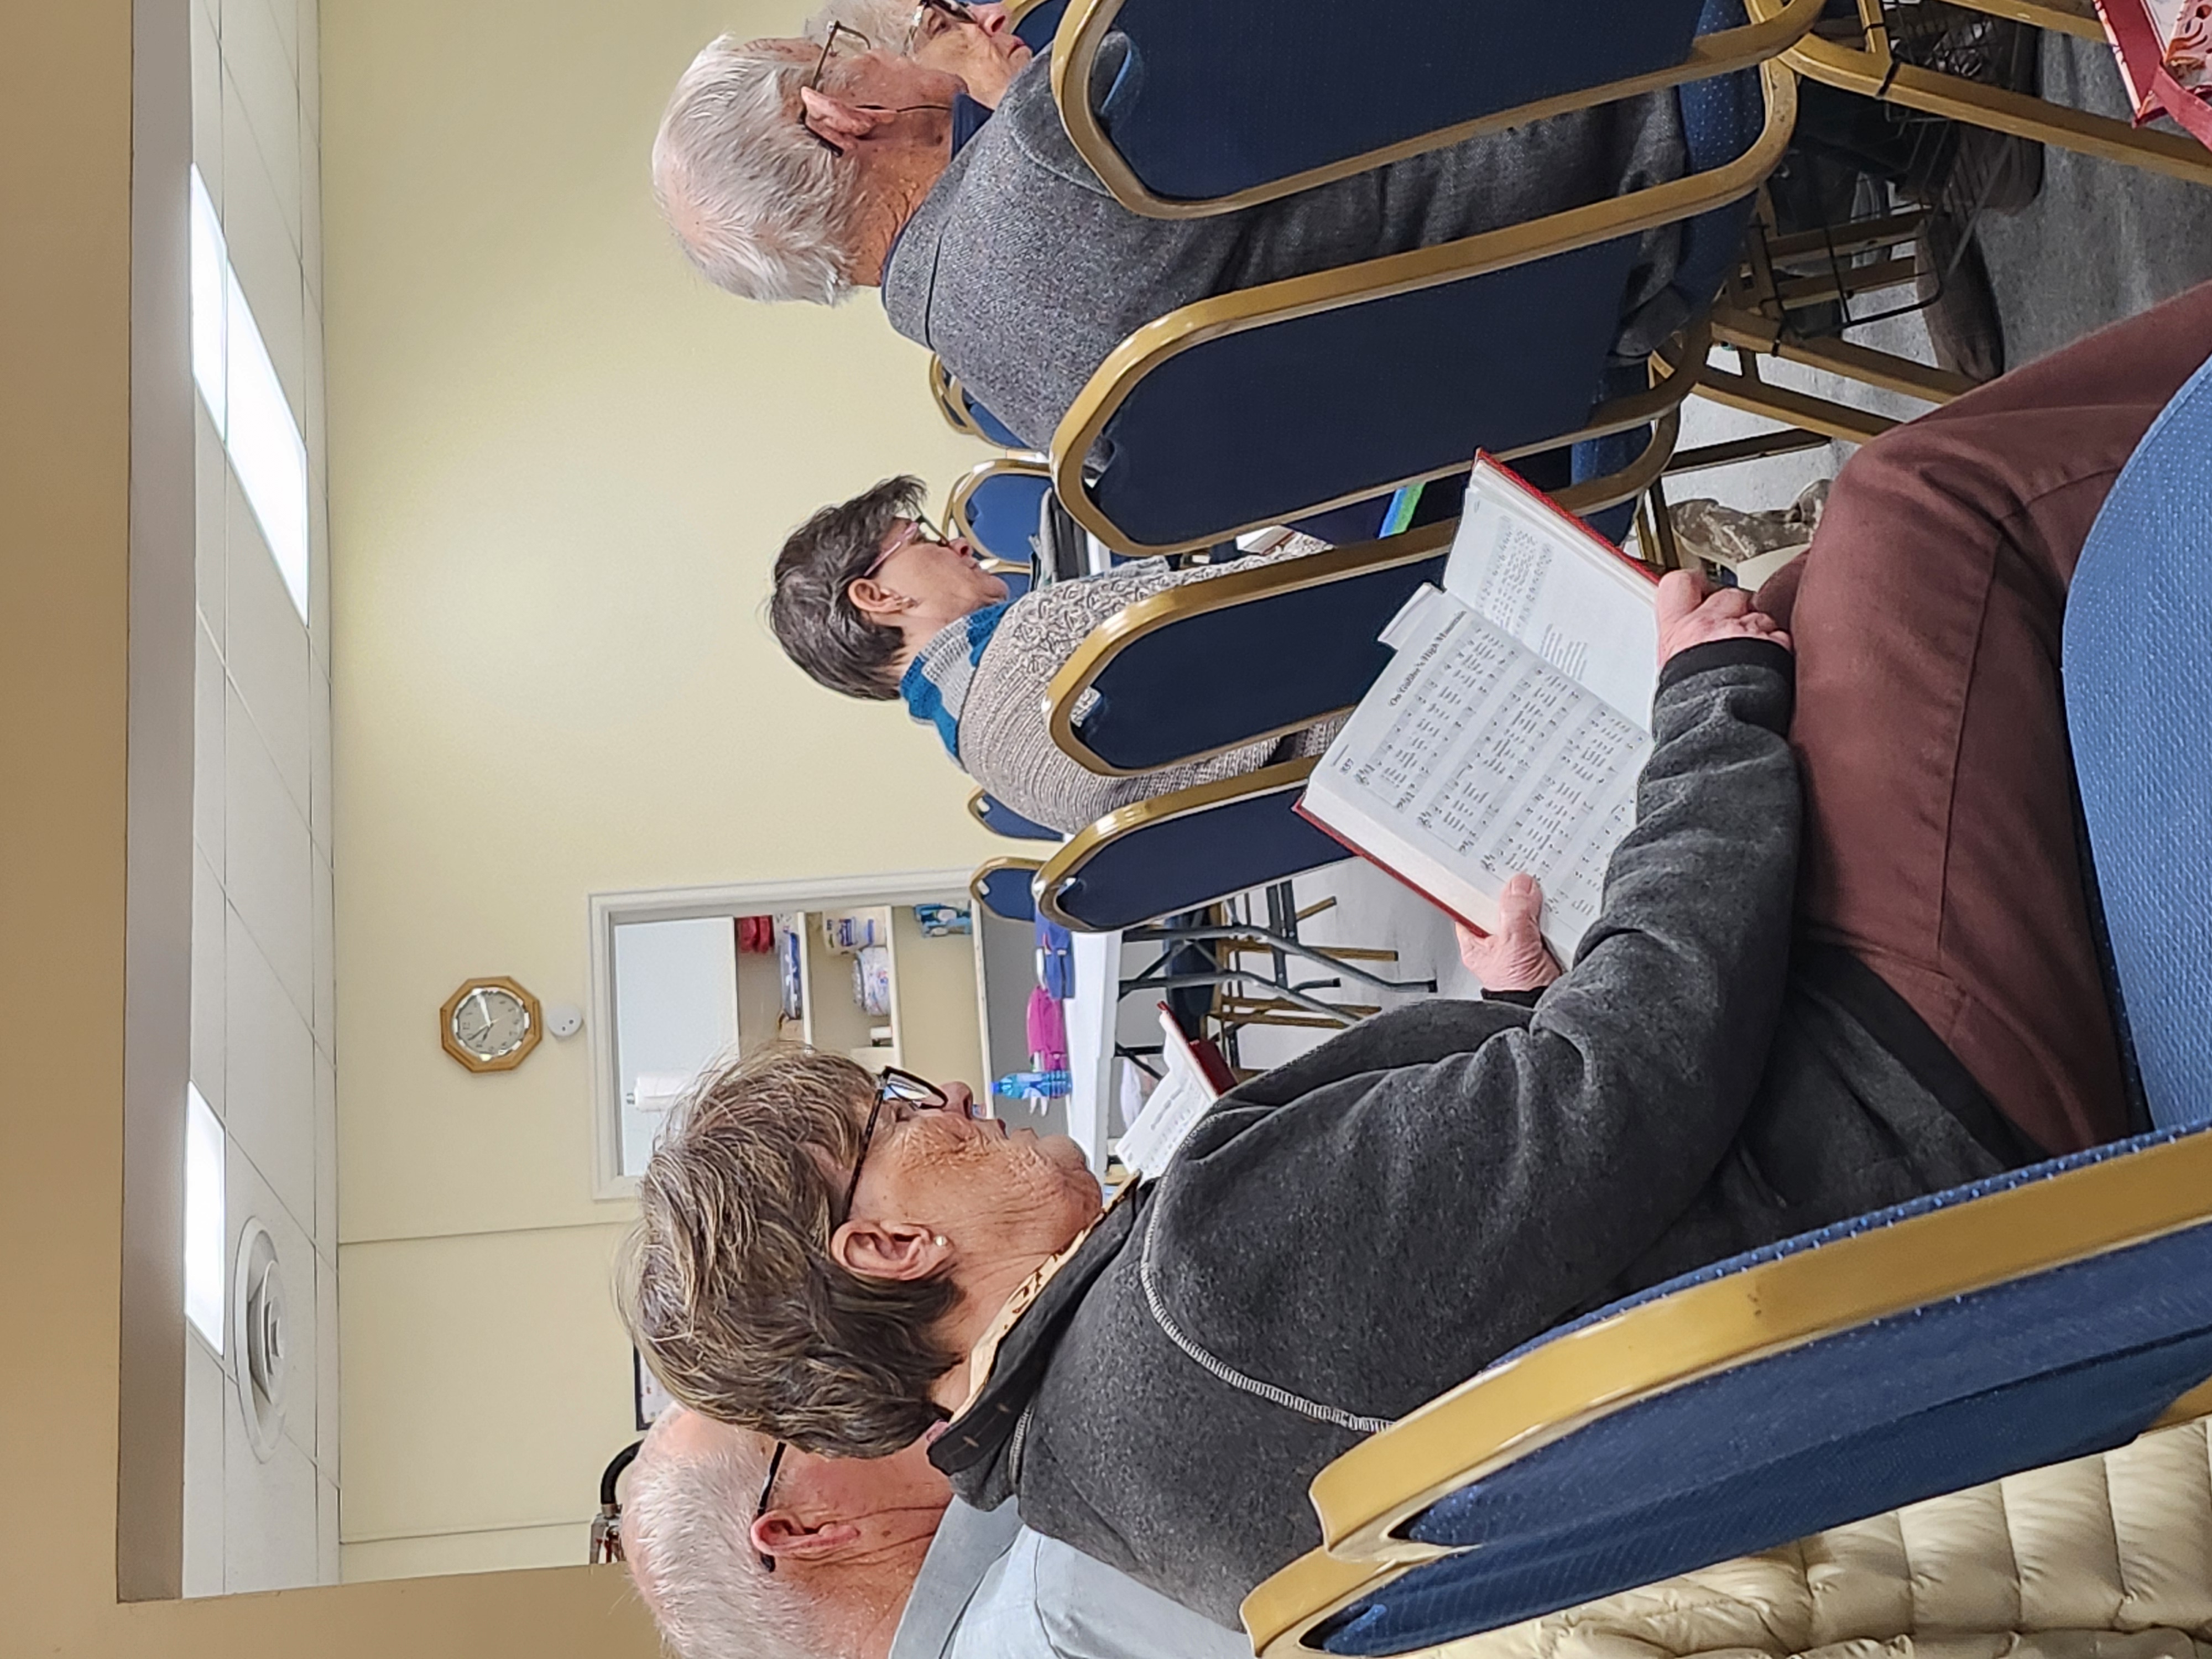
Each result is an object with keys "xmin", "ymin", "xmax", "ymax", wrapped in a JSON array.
[{"xmin": 765, "ymin": 474, "xmax": 1334, "ymax": 833}]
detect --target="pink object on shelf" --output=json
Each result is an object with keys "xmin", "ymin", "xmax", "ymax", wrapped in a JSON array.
[
  {"xmin": 1026, "ymin": 988, "xmax": 1070, "ymax": 1071},
  {"xmin": 2095, "ymin": 0, "xmax": 2212, "ymax": 147}
]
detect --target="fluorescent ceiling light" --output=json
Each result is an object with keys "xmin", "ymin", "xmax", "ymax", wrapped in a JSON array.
[
  {"xmin": 184, "ymin": 1083, "xmax": 226, "ymax": 1353},
  {"xmin": 188, "ymin": 163, "xmax": 311, "ymax": 624}
]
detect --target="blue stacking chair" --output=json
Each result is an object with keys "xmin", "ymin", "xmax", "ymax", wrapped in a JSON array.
[
  {"xmin": 1034, "ymin": 759, "xmax": 1352, "ymax": 932},
  {"xmin": 1238, "ymin": 356, "xmax": 2212, "ymax": 1659},
  {"xmin": 969, "ymin": 858, "xmax": 1044, "ymax": 925},
  {"xmin": 928, "ymin": 354, "xmax": 1035, "ymax": 451},
  {"xmin": 967, "ymin": 788, "xmax": 1062, "ymax": 843},
  {"xmin": 946, "ymin": 456, "xmax": 1055, "ymax": 576},
  {"xmin": 1046, "ymin": 521, "xmax": 1454, "ymax": 776},
  {"xmin": 1047, "ymin": 31, "xmax": 1800, "ymax": 557},
  {"xmin": 1048, "ymin": 0, "xmax": 1823, "ymax": 219},
  {"xmin": 1008, "ymin": 0, "xmax": 1068, "ymax": 51}
]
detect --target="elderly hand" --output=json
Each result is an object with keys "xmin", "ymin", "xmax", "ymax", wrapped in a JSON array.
[
  {"xmin": 1655, "ymin": 568, "xmax": 1791, "ymax": 665},
  {"xmin": 1454, "ymin": 873, "xmax": 1563, "ymax": 994}
]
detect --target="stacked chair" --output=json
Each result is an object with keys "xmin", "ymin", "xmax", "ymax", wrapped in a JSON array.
[
  {"xmin": 1040, "ymin": 0, "xmax": 1827, "ymax": 557},
  {"xmin": 1238, "ymin": 353, "xmax": 2212, "ymax": 1659}
]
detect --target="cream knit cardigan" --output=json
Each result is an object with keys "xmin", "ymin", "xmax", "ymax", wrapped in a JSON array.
[{"xmin": 1446, "ymin": 1420, "xmax": 2212, "ymax": 1659}]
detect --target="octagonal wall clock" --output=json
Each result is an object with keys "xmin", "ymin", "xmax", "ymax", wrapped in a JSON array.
[{"xmin": 440, "ymin": 975, "xmax": 544, "ymax": 1073}]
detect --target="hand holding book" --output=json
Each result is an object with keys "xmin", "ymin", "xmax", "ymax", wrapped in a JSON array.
[{"xmin": 1655, "ymin": 568, "xmax": 1792, "ymax": 660}]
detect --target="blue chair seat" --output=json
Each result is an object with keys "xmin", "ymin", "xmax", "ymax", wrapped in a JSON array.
[{"xmin": 1308, "ymin": 1128, "xmax": 2212, "ymax": 1654}]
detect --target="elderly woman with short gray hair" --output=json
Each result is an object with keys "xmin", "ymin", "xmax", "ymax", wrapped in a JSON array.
[{"xmin": 766, "ymin": 474, "xmax": 1335, "ymax": 834}]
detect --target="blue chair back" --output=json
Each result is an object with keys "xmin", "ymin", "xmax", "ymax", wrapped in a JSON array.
[
  {"xmin": 1085, "ymin": 0, "xmax": 1709, "ymax": 206},
  {"xmin": 1012, "ymin": 0, "xmax": 1068, "ymax": 50},
  {"xmin": 1092, "ymin": 236, "xmax": 1640, "ymax": 550},
  {"xmin": 958, "ymin": 469, "xmax": 1055, "ymax": 567},
  {"xmin": 1040, "ymin": 764, "xmax": 1350, "ymax": 931},
  {"xmin": 972, "ymin": 863, "xmax": 1040, "ymax": 924},
  {"xmin": 1070, "ymin": 530, "xmax": 1451, "ymax": 773},
  {"xmin": 963, "ymin": 389, "xmax": 1030, "ymax": 450},
  {"xmin": 2066, "ymin": 349, "xmax": 2212, "ymax": 1130},
  {"xmin": 974, "ymin": 792, "xmax": 1061, "ymax": 842}
]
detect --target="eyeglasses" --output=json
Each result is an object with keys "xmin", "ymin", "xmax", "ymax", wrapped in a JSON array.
[
  {"xmin": 859, "ymin": 513, "xmax": 959, "ymax": 581},
  {"xmin": 799, "ymin": 20, "xmax": 956, "ymax": 153},
  {"xmin": 842, "ymin": 1065, "xmax": 952, "ymax": 1218},
  {"xmin": 753, "ymin": 1439, "xmax": 789, "ymax": 1573},
  {"xmin": 904, "ymin": 0, "xmax": 980, "ymax": 54},
  {"xmin": 756, "ymin": 1066, "xmax": 948, "ymax": 1575},
  {"xmin": 805, "ymin": 19, "xmax": 872, "ymax": 94}
]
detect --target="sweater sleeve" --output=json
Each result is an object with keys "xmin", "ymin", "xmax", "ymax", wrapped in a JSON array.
[
  {"xmin": 956, "ymin": 546, "xmax": 1328, "ymax": 834},
  {"xmin": 1149, "ymin": 641, "xmax": 1802, "ymax": 1413}
]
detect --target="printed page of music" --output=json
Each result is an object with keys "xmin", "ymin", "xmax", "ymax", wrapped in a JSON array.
[
  {"xmin": 1442, "ymin": 460, "xmax": 1659, "ymax": 728},
  {"xmin": 1308, "ymin": 585, "xmax": 1651, "ymax": 959}
]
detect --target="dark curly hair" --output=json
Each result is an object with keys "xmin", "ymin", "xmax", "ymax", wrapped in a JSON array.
[
  {"xmin": 765, "ymin": 476, "xmax": 924, "ymax": 701},
  {"xmin": 619, "ymin": 1045, "xmax": 958, "ymax": 1457}
]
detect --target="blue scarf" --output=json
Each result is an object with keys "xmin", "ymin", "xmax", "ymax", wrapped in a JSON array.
[{"xmin": 900, "ymin": 603, "xmax": 1010, "ymax": 759}]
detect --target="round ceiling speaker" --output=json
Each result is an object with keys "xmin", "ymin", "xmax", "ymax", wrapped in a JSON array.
[{"xmin": 232, "ymin": 1218, "xmax": 289, "ymax": 1461}]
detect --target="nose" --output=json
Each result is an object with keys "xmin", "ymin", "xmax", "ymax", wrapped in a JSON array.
[
  {"xmin": 941, "ymin": 1081, "xmax": 978, "ymax": 1118},
  {"xmin": 969, "ymin": 3, "xmax": 1009, "ymax": 33}
]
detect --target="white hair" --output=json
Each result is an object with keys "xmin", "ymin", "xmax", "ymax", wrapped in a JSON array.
[
  {"xmin": 625, "ymin": 1417, "xmax": 827, "ymax": 1659},
  {"xmin": 803, "ymin": 0, "xmax": 914, "ymax": 43},
  {"xmin": 651, "ymin": 35, "xmax": 857, "ymax": 306}
]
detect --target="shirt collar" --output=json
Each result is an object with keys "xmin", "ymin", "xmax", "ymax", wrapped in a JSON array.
[
  {"xmin": 948, "ymin": 90, "xmax": 993, "ymax": 155},
  {"xmin": 885, "ymin": 1499, "xmax": 1026, "ymax": 1659}
]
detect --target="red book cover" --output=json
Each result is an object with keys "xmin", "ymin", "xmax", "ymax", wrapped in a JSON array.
[{"xmin": 2093, "ymin": 0, "xmax": 2212, "ymax": 147}]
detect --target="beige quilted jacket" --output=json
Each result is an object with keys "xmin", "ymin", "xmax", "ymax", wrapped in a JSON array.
[{"xmin": 1448, "ymin": 1420, "xmax": 2212, "ymax": 1659}]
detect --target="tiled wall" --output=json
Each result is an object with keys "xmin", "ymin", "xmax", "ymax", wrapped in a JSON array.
[{"xmin": 183, "ymin": 0, "xmax": 338, "ymax": 1597}]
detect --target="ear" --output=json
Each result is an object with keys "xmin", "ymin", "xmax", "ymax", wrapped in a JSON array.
[
  {"xmin": 831, "ymin": 1217, "xmax": 949, "ymax": 1283},
  {"xmin": 799, "ymin": 86, "xmax": 878, "ymax": 152},
  {"xmin": 751, "ymin": 1510, "xmax": 864, "ymax": 1564},
  {"xmin": 846, "ymin": 575, "xmax": 911, "ymax": 623}
]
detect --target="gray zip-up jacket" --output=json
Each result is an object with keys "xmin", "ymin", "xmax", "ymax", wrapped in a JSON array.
[
  {"xmin": 930, "ymin": 641, "xmax": 2028, "ymax": 1628},
  {"xmin": 882, "ymin": 41, "xmax": 1688, "ymax": 455}
]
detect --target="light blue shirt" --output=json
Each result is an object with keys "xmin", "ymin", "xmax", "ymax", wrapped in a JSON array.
[{"xmin": 888, "ymin": 1499, "xmax": 1252, "ymax": 1659}]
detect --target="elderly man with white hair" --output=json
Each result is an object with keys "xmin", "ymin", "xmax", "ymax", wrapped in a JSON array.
[
  {"xmin": 624, "ymin": 1405, "xmax": 1254, "ymax": 1659},
  {"xmin": 650, "ymin": 6, "xmax": 1688, "ymax": 452}
]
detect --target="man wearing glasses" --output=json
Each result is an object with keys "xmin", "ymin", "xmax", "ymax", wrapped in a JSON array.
[
  {"xmin": 649, "ymin": 2, "xmax": 1688, "ymax": 453},
  {"xmin": 623, "ymin": 1401, "xmax": 1254, "ymax": 1659},
  {"xmin": 763, "ymin": 473, "xmax": 1337, "ymax": 833}
]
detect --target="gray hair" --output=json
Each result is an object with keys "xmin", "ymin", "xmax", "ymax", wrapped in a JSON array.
[
  {"xmin": 625, "ymin": 1413, "xmax": 825, "ymax": 1659},
  {"xmin": 651, "ymin": 35, "xmax": 855, "ymax": 305}
]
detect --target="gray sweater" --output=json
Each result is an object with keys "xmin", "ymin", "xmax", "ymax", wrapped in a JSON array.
[
  {"xmin": 883, "ymin": 42, "xmax": 1688, "ymax": 454},
  {"xmin": 930, "ymin": 641, "xmax": 2024, "ymax": 1627},
  {"xmin": 957, "ymin": 544, "xmax": 1340, "ymax": 834}
]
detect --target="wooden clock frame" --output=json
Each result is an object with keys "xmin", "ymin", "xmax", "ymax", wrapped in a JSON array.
[{"xmin": 439, "ymin": 975, "xmax": 544, "ymax": 1073}]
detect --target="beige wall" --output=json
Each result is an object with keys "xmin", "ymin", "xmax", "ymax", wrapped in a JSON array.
[
  {"xmin": 2, "ymin": 0, "xmax": 651, "ymax": 1651},
  {"xmin": 321, "ymin": 0, "xmax": 1001, "ymax": 1574}
]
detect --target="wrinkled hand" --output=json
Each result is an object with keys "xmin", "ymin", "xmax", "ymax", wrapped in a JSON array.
[
  {"xmin": 1455, "ymin": 873, "xmax": 1563, "ymax": 994},
  {"xmin": 1655, "ymin": 569, "xmax": 1792, "ymax": 665}
]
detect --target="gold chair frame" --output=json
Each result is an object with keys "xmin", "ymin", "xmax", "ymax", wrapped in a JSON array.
[
  {"xmin": 1051, "ymin": 0, "xmax": 1826, "ymax": 220},
  {"xmin": 1034, "ymin": 755, "xmax": 1322, "ymax": 932},
  {"xmin": 945, "ymin": 454, "xmax": 1053, "ymax": 569},
  {"xmin": 1240, "ymin": 1125, "xmax": 2212, "ymax": 1659},
  {"xmin": 928, "ymin": 354, "xmax": 1031, "ymax": 447},
  {"xmin": 1750, "ymin": 0, "xmax": 2212, "ymax": 189},
  {"xmin": 1043, "ymin": 518, "xmax": 1459, "ymax": 778},
  {"xmin": 1048, "ymin": 65, "xmax": 1798, "ymax": 557}
]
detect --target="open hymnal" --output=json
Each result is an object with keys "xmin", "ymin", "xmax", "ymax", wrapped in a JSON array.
[
  {"xmin": 1115, "ymin": 1006, "xmax": 1234, "ymax": 1178},
  {"xmin": 1298, "ymin": 457, "xmax": 1660, "ymax": 963}
]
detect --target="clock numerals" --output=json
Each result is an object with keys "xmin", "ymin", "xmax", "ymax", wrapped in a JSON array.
[{"xmin": 442, "ymin": 980, "xmax": 540, "ymax": 1071}]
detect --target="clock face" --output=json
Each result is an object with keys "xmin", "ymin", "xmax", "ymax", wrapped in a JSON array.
[{"xmin": 452, "ymin": 984, "xmax": 531, "ymax": 1061}]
